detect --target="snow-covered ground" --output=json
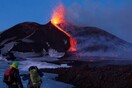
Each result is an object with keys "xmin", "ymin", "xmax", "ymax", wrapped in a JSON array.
[
  {"xmin": 0, "ymin": 59, "xmax": 73, "ymax": 88},
  {"xmin": 0, "ymin": 49, "xmax": 132, "ymax": 88}
]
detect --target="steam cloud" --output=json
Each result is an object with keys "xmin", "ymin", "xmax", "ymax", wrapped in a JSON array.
[{"xmin": 64, "ymin": 0, "xmax": 132, "ymax": 43}]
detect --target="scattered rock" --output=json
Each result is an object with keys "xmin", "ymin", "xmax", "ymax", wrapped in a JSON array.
[{"xmin": 41, "ymin": 61, "xmax": 132, "ymax": 88}]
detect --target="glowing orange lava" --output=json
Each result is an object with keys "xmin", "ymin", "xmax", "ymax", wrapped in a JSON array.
[{"xmin": 51, "ymin": 4, "xmax": 77, "ymax": 51}]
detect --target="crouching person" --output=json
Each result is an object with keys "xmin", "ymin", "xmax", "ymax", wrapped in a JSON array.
[{"xmin": 23, "ymin": 66, "xmax": 43, "ymax": 88}]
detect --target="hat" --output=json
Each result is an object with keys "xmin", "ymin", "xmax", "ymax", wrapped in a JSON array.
[{"xmin": 10, "ymin": 61, "xmax": 19, "ymax": 69}]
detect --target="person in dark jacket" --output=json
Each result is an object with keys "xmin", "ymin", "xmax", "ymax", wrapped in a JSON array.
[
  {"xmin": 22, "ymin": 66, "xmax": 43, "ymax": 88},
  {"xmin": 3, "ymin": 61, "xmax": 23, "ymax": 88}
]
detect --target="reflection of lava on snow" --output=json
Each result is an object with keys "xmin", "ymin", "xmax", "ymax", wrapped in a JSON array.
[{"xmin": 51, "ymin": 4, "xmax": 77, "ymax": 52}]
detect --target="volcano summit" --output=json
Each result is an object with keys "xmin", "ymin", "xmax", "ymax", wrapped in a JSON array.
[
  {"xmin": 0, "ymin": 22, "xmax": 71, "ymax": 60},
  {"xmin": 0, "ymin": 21, "xmax": 132, "ymax": 60}
]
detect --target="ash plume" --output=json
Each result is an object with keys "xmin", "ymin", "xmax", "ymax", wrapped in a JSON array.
[{"xmin": 64, "ymin": 0, "xmax": 132, "ymax": 43}]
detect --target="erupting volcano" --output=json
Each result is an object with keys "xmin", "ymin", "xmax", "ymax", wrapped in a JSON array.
[
  {"xmin": 51, "ymin": 4, "xmax": 77, "ymax": 52},
  {"xmin": 1, "ymin": 3, "xmax": 132, "ymax": 61},
  {"xmin": 0, "ymin": 4, "xmax": 78, "ymax": 60}
]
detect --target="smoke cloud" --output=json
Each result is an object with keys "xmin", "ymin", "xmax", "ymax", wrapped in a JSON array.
[{"xmin": 64, "ymin": 0, "xmax": 132, "ymax": 43}]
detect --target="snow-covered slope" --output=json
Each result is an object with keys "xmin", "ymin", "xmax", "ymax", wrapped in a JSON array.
[
  {"xmin": 60, "ymin": 23, "xmax": 132, "ymax": 58},
  {"xmin": 76, "ymin": 27, "xmax": 132, "ymax": 56}
]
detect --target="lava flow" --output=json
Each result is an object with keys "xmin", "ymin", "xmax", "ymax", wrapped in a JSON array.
[{"xmin": 51, "ymin": 4, "xmax": 77, "ymax": 51}]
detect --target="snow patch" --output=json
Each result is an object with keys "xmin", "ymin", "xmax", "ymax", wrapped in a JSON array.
[
  {"xmin": 1, "ymin": 42, "xmax": 15, "ymax": 54},
  {"xmin": 48, "ymin": 48, "xmax": 65, "ymax": 58},
  {"xmin": 0, "ymin": 37, "xmax": 16, "ymax": 45},
  {"xmin": 19, "ymin": 60, "xmax": 71, "ymax": 71}
]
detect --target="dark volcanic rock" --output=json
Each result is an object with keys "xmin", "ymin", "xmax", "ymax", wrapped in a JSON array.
[
  {"xmin": 0, "ymin": 22, "xmax": 39, "ymax": 45},
  {"xmin": 41, "ymin": 61, "xmax": 132, "ymax": 88},
  {"xmin": 11, "ymin": 41, "xmax": 44, "ymax": 52},
  {"xmin": 0, "ymin": 22, "xmax": 70, "ymax": 56},
  {"xmin": 26, "ymin": 22, "xmax": 70, "ymax": 52}
]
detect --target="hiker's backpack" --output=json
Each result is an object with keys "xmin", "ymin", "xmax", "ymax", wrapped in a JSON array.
[
  {"xmin": 3, "ymin": 69, "xmax": 15, "ymax": 85},
  {"xmin": 30, "ymin": 67, "xmax": 41, "ymax": 86}
]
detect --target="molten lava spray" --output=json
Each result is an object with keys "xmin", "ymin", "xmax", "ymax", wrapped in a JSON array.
[{"xmin": 51, "ymin": 4, "xmax": 77, "ymax": 51}]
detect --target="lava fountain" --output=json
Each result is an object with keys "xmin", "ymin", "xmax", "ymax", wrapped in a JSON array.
[{"xmin": 51, "ymin": 4, "xmax": 77, "ymax": 51}]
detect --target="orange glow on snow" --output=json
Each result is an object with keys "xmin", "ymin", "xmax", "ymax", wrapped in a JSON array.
[{"xmin": 51, "ymin": 4, "xmax": 77, "ymax": 51}]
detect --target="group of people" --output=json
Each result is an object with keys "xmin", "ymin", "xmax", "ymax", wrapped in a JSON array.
[{"xmin": 3, "ymin": 61, "xmax": 43, "ymax": 88}]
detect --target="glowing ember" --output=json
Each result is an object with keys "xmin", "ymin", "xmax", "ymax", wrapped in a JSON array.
[{"xmin": 51, "ymin": 4, "xmax": 77, "ymax": 51}]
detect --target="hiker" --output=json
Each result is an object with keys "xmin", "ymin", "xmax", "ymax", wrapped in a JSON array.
[
  {"xmin": 3, "ymin": 61, "xmax": 23, "ymax": 88},
  {"xmin": 22, "ymin": 66, "xmax": 43, "ymax": 88}
]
